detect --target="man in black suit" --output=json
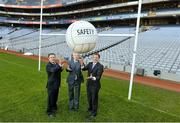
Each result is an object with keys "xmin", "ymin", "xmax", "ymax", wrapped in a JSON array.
[
  {"xmin": 80, "ymin": 53, "xmax": 104, "ymax": 117},
  {"xmin": 66, "ymin": 52, "xmax": 84, "ymax": 111},
  {"xmin": 46, "ymin": 53, "xmax": 63, "ymax": 117}
]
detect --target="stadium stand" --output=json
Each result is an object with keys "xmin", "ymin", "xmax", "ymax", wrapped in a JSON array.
[
  {"xmin": 1, "ymin": 26, "xmax": 180, "ymax": 78},
  {"xmin": 0, "ymin": 0, "xmax": 180, "ymax": 82},
  {"xmin": 0, "ymin": 0, "xmax": 59, "ymax": 6}
]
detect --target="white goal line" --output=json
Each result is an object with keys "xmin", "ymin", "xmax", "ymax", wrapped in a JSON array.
[{"xmin": 41, "ymin": 33, "xmax": 135, "ymax": 37}]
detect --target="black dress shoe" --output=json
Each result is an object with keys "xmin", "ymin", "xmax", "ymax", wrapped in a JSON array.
[
  {"xmin": 87, "ymin": 108, "xmax": 92, "ymax": 112},
  {"xmin": 69, "ymin": 107, "xmax": 74, "ymax": 111},
  {"xmin": 52, "ymin": 109, "xmax": 57, "ymax": 113},
  {"xmin": 90, "ymin": 112, "xmax": 97, "ymax": 117},
  {"xmin": 90, "ymin": 114, "xmax": 96, "ymax": 118},
  {"xmin": 48, "ymin": 113, "xmax": 56, "ymax": 118},
  {"xmin": 74, "ymin": 108, "xmax": 79, "ymax": 112},
  {"xmin": 87, "ymin": 111, "xmax": 92, "ymax": 116}
]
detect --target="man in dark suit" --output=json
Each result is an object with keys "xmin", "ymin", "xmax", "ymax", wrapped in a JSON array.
[
  {"xmin": 66, "ymin": 52, "xmax": 84, "ymax": 111},
  {"xmin": 46, "ymin": 53, "xmax": 63, "ymax": 117},
  {"xmin": 80, "ymin": 53, "xmax": 104, "ymax": 117}
]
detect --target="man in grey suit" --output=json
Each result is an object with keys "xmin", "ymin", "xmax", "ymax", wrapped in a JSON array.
[{"xmin": 66, "ymin": 52, "xmax": 84, "ymax": 111}]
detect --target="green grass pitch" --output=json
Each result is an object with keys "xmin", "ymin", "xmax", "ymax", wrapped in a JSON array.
[{"xmin": 0, "ymin": 53, "xmax": 180, "ymax": 122}]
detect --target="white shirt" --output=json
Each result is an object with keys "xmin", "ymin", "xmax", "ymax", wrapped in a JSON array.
[{"xmin": 92, "ymin": 62, "xmax": 96, "ymax": 70}]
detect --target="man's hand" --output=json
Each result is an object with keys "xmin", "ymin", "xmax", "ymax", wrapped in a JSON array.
[
  {"xmin": 59, "ymin": 59, "xmax": 64, "ymax": 65},
  {"xmin": 87, "ymin": 74, "xmax": 96, "ymax": 80},
  {"xmin": 55, "ymin": 58, "xmax": 64, "ymax": 67},
  {"xmin": 87, "ymin": 74, "xmax": 92, "ymax": 80},
  {"xmin": 55, "ymin": 58, "xmax": 60, "ymax": 64},
  {"xmin": 78, "ymin": 58, "xmax": 84, "ymax": 66},
  {"xmin": 66, "ymin": 65, "xmax": 72, "ymax": 71}
]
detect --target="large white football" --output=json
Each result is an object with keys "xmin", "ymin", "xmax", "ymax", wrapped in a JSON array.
[{"xmin": 66, "ymin": 21, "xmax": 97, "ymax": 53}]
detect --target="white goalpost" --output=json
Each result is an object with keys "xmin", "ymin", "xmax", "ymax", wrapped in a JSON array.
[
  {"xmin": 38, "ymin": 0, "xmax": 142, "ymax": 100},
  {"xmin": 128, "ymin": 0, "xmax": 142, "ymax": 100}
]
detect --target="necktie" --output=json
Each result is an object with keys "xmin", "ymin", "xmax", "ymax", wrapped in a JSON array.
[
  {"xmin": 92, "ymin": 63, "xmax": 95, "ymax": 70},
  {"xmin": 74, "ymin": 60, "xmax": 78, "ymax": 80}
]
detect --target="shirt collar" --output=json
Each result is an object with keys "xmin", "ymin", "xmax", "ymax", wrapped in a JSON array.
[
  {"xmin": 74, "ymin": 60, "xmax": 78, "ymax": 63},
  {"xmin": 50, "ymin": 61, "xmax": 56, "ymax": 64},
  {"xmin": 93, "ymin": 62, "xmax": 97, "ymax": 65}
]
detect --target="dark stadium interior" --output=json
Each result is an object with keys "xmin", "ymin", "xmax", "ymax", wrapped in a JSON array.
[{"xmin": 0, "ymin": 0, "xmax": 179, "ymax": 28}]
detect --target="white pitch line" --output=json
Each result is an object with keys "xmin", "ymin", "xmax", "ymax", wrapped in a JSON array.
[
  {"xmin": 131, "ymin": 99, "xmax": 180, "ymax": 119},
  {"xmin": 0, "ymin": 58, "xmax": 43, "ymax": 72},
  {"xmin": 1, "ymin": 57, "xmax": 179, "ymax": 120},
  {"xmin": 103, "ymin": 88, "xmax": 180, "ymax": 119}
]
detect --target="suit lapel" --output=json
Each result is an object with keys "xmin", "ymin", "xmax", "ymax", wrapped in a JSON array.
[{"xmin": 70, "ymin": 60, "xmax": 76, "ymax": 70}]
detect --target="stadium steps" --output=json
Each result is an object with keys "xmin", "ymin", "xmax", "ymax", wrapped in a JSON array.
[
  {"xmin": 169, "ymin": 50, "xmax": 180, "ymax": 73},
  {"xmin": 82, "ymin": 37, "xmax": 131, "ymax": 58},
  {"xmin": 9, "ymin": 29, "xmax": 38, "ymax": 40},
  {"xmin": 26, "ymin": 41, "xmax": 66, "ymax": 52},
  {"xmin": 7, "ymin": 28, "xmax": 20, "ymax": 35}
]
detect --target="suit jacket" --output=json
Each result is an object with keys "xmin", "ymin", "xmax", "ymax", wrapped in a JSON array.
[
  {"xmin": 82, "ymin": 62, "xmax": 104, "ymax": 89},
  {"xmin": 66, "ymin": 59, "xmax": 84, "ymax": 85},
  {"xmin": 46, "ymin": 62, "xmax": 63, "ymax": 90}
]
